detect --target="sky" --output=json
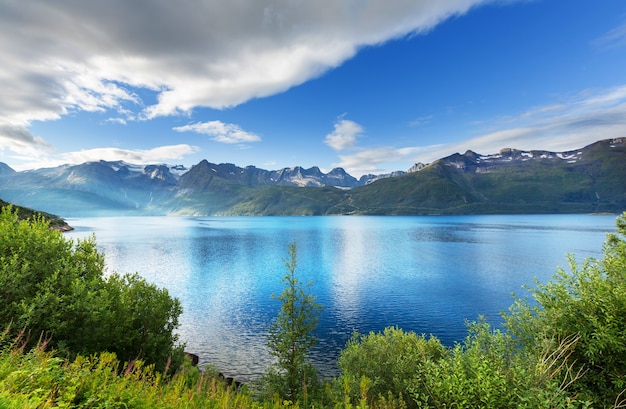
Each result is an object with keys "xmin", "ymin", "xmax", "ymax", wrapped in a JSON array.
[{"xmin": 1, "ymin": 0, "xmax": 625, "ymax": 177}]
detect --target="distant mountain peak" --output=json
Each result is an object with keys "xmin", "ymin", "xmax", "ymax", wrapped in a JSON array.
[
  {"xmin": 408, "ymin": 163, "xmax": 427, "ymax": 173},
  {"xmin": 0, "ymin": 161, "xmax": 16, "ymax": 175},
  {"xmin": 2, "ymin": 138, "xmax": 623, "ymax": 217},
  {"xmin": 439, "ymin": 144, "xmax": 602, "ymax": 172}
]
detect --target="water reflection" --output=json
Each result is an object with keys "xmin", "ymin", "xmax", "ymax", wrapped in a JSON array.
[{"xmin": 66, "ymin": 214, "xmax": 615, "ymax": 382}]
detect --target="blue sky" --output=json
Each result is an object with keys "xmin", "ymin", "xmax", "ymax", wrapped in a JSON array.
[{"xmin": 1, "ymin": 0, "xmax": 625, "ymax": 177}]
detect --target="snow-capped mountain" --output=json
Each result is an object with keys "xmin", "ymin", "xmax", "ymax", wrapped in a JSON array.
[
  {"xmin": 177, "ymin": 160, "xmax": 361, "ymax": 191},
  {"xmin": 0, "ymin": 160, "xmax": 186, "ymax": 216},
  {"xmin": 0, "ymin": 138, "xmax": 624, "ymax": 217},
  {"xmin": 437, "ymin": 146, "xmax": 588, "ymax": 173}
]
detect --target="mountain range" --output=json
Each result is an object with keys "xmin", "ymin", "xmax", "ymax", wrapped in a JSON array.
[{"xmin": 1, "ymin": 138, "xmax": 624, "ymax": 217}]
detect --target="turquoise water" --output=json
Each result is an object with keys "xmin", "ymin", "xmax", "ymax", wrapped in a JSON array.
[{"xmin": 66, "ymin": 214, "xmax": 616, "ymax": 382}]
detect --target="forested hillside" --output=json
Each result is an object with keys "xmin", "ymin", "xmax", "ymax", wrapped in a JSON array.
[{"xmin": 0, "ymin": 199, "xmax": 72, "ymax": 231}]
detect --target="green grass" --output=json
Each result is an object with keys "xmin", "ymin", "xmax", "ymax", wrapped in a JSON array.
[{"xmin": 0, "ymin": 338, "xmax": 264, "ymax": 409}]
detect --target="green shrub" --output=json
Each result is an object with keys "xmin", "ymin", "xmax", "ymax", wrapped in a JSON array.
[
  {"xmin": 338, "ymin": 327, "xmax": 446, "ymax": 408},
  {"xmin": 412, "ymin": 320, "xmax": 585, "ymax": 408},
  {"xmin": 504, "ymin": 212, "xmax": 626, "ymax": 407},
  {"xmin": 0, "ymin": 205, "xmax": 184, "ymax": 373}
]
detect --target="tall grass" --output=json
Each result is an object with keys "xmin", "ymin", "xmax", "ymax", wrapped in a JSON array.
[{"xmin": 0, "ymin": 330, "xmax": 269, "ymax": 409}]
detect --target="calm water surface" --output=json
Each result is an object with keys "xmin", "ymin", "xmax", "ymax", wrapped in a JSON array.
[{"xmin": 66, "ymin": 214, "xmax": 616, "ymax": 382}]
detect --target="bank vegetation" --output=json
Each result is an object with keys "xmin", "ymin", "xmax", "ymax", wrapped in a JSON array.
[{"xmin": 1, "ymin": 204, "xmax": 625, "ymax": 408}]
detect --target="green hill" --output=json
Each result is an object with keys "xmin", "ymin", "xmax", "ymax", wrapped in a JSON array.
[
  {"xmin": 0, "ymin": 198, "xmax": 73, "ymax": 231},
  {"xmin": 341, "ymin": 139, "xmax": 626, "ymax": 215}
]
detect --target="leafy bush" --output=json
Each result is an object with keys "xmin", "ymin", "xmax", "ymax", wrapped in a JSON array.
[
  {"xmin": 338, "ymin": 327, "xmax": 446, "ymax": 408},
  {"xmin": 412, "ymin": 320, "xmax": 584, "ymax": 408},
  {"xmin": 338, "ymin": 323, "xmax": 586, "ymax": 408},
  {"xmin": 0, "ymin": 206, "xmax": 184, "ymax": 372},
  {"xmin": 504, "ymin": 212, "xmax": 626, "ymax": 406}
]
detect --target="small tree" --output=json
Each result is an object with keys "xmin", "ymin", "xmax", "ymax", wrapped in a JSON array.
[{"xmin": 265, "ymin": 242, "xmax": 322, "ymax": 403}]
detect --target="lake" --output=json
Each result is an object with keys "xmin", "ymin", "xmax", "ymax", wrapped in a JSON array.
[{"xmin": 65, "ymin": 214, "xmax": 616, "ymax": 382}]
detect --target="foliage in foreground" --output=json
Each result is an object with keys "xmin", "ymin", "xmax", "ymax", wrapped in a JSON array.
[
  {"xmin": 263, "ymin": 243, "xmax": 323, "ymax": 404},
  {"xmin": 504, "ymin": 211, "xmax": 626, "ymax": 407},
  {"xmin": 0, "ymin": 333, "xmax": 261, "ymax": 409},
  {"xmin": 0, "ymin": 198, "xmax": 70, "ymax": 231},
  {"xmin": 0, "ymin": 206, "xmax": 184, "ymax": 373},
  {"xmin": 338, "ymin": 212, "xmax": 626, "ymax": 408},
  {"xmin": 1, "ymin": 203, "xmax": 625, "ymax": 408},
  {"xmin": 338, "ymin": 323, "xmax": 584, "ymax": 409}
]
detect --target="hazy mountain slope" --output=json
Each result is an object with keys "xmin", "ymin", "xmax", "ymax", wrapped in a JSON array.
[
  {"xmin": 0, "ymin": 161, "xmax": 181, "ymax": 216},
  {"xmin": 0, "ymin": 162, "xmax": 15, "ymax": 175},
  {"xmin": 221, "ymin": 185, "xmax": 348, "ymax": 216},
  {"xmin": 0, "ymin": 187, "xmax": 138, "ymax": 217}
]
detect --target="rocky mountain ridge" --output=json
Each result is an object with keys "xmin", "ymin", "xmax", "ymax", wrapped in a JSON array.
[
  {"xmin": 440, "ymin": 146, "xmax": 588, "ymax": 173},
  {"xmin": 177, "ymin": 160, "xmax": 363, "ymax": 189},
  {"xmin": 0, "ymin": 138, "xmax": 624, "ymax": 216}
]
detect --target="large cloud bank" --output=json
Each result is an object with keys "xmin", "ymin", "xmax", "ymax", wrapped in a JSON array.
[{"xmin": 0, "ymin": 0, "xmax": 492, "ymax": 151}]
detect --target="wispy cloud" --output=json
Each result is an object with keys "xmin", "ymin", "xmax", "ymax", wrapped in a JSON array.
[
  {"xmin": 409, "ymin": 115, "xmax": 433, "ymax": 127},
  {"xmin": 333, "ymin": 84, "xmax": 626, "ymax": 176},
  {"xmin": 453, "ymin": 84, "xmax": 626, "ymax": 155},
  {"xmin": 64, "ymin": 145, "xmax": 198, "ymax": 163},
  {"xmin": 593, "ymin": 20, "xmax": 626, "ymax": 49},
  {"xmin": 324, "ymin": 118, "xmax": 364, "ymax": 150},
  {"xmin": 173, "ymin": 121, "xmax": 261, "ymax": 144},
  {"xmin": 103, "ymin": 117, "xmax": 128, "ymax": 125}
]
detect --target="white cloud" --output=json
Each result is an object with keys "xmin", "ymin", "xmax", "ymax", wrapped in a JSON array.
[
  {"xmin": 447, "ymin": 85, "xmax": 626, "ymax": 155},
  {"xmin": 173, "ymin": 121, "xmax": 261, "ymax": 144},
  {"xmin": 325, "ymin": 118, "xmax": 364, "ymax": 150},
  {"xmin": 333, "ymin": 145, "xmax": 442, "ymax": 176},
  {"xmin": 0, "ymin": 0, "xmax": 492, "ymax": 131},
  {"xmin": 334, "ymin": 85, "xmax": 626, "ymax": 176},
  {"xmin": 9, "ymin": 144, "xmax": 199, "ymax": 171}
]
